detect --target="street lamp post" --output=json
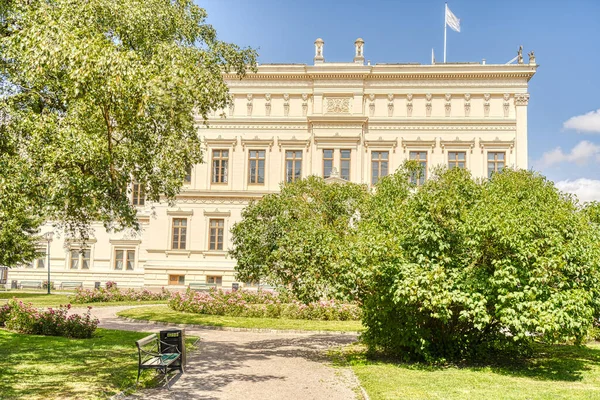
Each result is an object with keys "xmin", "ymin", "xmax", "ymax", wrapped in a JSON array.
[{"xmin": 43, "ymin": 232, "xmax": 54, "ymax": 294}]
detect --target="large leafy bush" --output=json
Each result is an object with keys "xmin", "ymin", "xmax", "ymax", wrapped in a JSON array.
[{"xmin": 357, "ymin": 167, "xmax": 600, "ymax": 361}]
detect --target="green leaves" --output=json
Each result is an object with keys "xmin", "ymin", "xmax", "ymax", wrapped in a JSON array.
[
  {"xmin": 359, "ymin": 168, "xmax": 600, "ymax": 361},
  {"xmin": 0, "ymin": 0, "xmax": 257, "ymax": 265},
  {"xmin": 230, "ymin": 176, "xmax": 368, "ymax": 303}
]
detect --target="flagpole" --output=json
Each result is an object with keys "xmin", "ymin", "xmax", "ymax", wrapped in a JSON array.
[{"xmin": 443, "ymin": 3, "xmax": 447, "ymax": 63}]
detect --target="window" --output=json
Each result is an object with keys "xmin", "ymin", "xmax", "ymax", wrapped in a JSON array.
[
  {"xmin": 206, "ymin": 276, "xmax": 222, "ymax": 286},
  {"xmin": 209, "ymin": 218, "xmax": 224, "ymax": 251},
  {"xmin": 285, "ymin": 150, "xmax": 302, "ymax": 183},
  {"xmin": 34, "ymin": 257, "xmax": 45, "ymax": 269},
  {"xmin": 169, "ymin": 275, "xmax": 185, "ymax": 285},
  {"xmin": 340, "ymin": 150, "xmax": 351, "ymax": 180},
  {"xmin": 70, "ymin": 249, "xmax": 91, "ymax": 270},
  {"xmin": 448, "ymin": 151, "xmax": 466, "ymax": 169},
  {"xmin": 488, "ymin": 152, "xmax": 505, "ymax": 178},
  {"xmin": 371, "ymin": 151, "xmax": 389, "ymax": 185},
  {"xmin": 171, "ymin": 218, "xmax": 187, "ymax": 250},
  {"xmin": 323, "ymin": 149, "xmax": 334, "ymax": 178},
  {"xmin": 132, "ymin": 183, "xmax": 145, "ymax": 206},
  {"xmin": 114, "ymin": 249, "xmax": 135, "ymax": 271},
  {"xmin": 248, "ymin": 150, "xmax": 266, "ymax": 184},
  {"xmin": 184, "ymin": 165, "xmax": 192, "ymax": 184},
  {"xmin": 212, "ymin": 150, "xmax": 229, "ymax": 184},
  {"xmin": 409, "ymin": 151, "xmax": 427, "ymax": 186}
]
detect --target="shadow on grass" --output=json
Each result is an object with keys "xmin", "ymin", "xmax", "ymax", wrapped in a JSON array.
[
  {"xmin": 335, "ymin": 341, "xmax": 600, "ymax": 383},
  {"xmin": 0, "ymin": 328, "xmax": 197, "ymax": 400}
]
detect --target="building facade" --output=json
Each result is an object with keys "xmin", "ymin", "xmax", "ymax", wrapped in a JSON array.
[{"xmin": 7, "ymin": 39, "xmax": 537, "ymax": 289}]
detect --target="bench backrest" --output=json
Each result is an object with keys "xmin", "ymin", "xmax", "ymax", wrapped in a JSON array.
[{"xmin": 136, "ymin": 333, "xmax": 158, "ymax": 349}]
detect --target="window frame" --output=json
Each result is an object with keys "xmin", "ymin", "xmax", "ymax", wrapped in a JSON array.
[
  {"xmin": 69, "ymin": 248, "xmax": 91, "ymax": 270},
  {"xmin": 131, "ymin": 182, "xmax": 145, "ymax": 206},
  {"xmin": 285, "ymin": 150, "xmax": 303, "ymax": 183},
  {"xmin": 448, "ymin": 151, "xmax": 467, "ymax": 170},
  {"xmin": 168, "ymin": 274, "xmax": 185, "ymax": 286},
  {"xmin": 323, "ymin": 149, "xmax": 334, "ymax": 178},
  {"xmin": 409, "ymin": 151, "xmax": 428, "ymax": 186},
  {"xmin": 371, "ymin": 151, "xmax": 389, "ymax": 185},
  {"xmin": 208, "ymin": 218, "xmax": 225, "ymax": 251},
  {"xmin": 114, "ymin": 248, "xmax": 136, "ymax": 271},
  {"xmin": 340, "ymin": 149, "xmax": 351, "ymax": 180},
  {"xmin": 184, "ymin": 165, "xmax": 192, "ymax": 185},
  {"xmin": 487, "ymin": 151, "xmax": 506, "ymax": 178},
  {"xmin": 206, "ymin": 275, "xmax": 223, "ymax": 286},
  {"xmin": 171, "ymin": 218, "xmax": 188, "ymax": 250},
  {"xmin": 248, "ymin": 149, "xmax": 266, "ymax": 185},
  {"xmin": 211, "ymin": 149, "xmax": 229, "ymax": 184}
]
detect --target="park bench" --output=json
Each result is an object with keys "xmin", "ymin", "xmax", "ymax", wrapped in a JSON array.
[
  {"xmin": 188, "ymin": 282, "xmax": 217, "ymax": 291},
  {"xmin": 135, "ymin": 333, "xmax": 182, "ymax": 388},
  {"xmin": 19, "ymin": 281, "xmax": 42, "ymax": 289},
  {"xmin": 60, "ymin": 281, "xmax": 83, "ymax": 290}
]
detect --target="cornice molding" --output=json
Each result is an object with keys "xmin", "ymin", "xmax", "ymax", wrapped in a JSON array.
[
  {"xmin": 401, "ymin": 138, "xmax": 437, "ymax": 153},
  {"xmin": 364, "ymin": 138, "xmax": 398, "ymax": 152},
  {"xmin": 241, "ymin": 136, "xmax": 275, "ymax": 151},
  {"xmin": 314, "ymin": 135, "xmax": 361, "ymax": 148},
  {"xmin": 166, "ymin": 209, "xmax": 194, "ymax": 216},
  {"xmin": 479, "ymin": 137, "xmax": 515, "ymax": 153},
  {"xmin": 440, "ymin": 138, "xmax": 476, "ymax": 153},
  {"xmin": 203, "ymin": 136, "xmax": 238, "ymax": 149},
  {"xmin": 278, "ymin": 137, "xmax": 311, "ymax": 150},
  {"xmin": 203, "ymin": 209, "xmax": 232, "ymax": 217}
]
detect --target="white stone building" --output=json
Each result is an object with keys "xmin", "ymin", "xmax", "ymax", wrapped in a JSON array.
[{"xmin": 7, "ymin": 39, "xmax": 537, "ymax": 289}]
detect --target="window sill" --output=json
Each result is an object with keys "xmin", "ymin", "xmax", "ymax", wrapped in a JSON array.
[{"xmin": 203, "ymin": 251, "xmax": 228, "ymax": 258}]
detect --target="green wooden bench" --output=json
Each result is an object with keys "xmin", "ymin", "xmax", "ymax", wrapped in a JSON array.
[
  {"xmin": 19, "ymin": 281, "xmax": 42, "ymax": 289},
  {"xmin": 60, "ymin": 281, "xmax": 83, "ymax": 290},
  {"xmin": 188, "ymin": 282, "xmax": 217, "ymax": 291},
  {"xmin": 135, "ymin": 333, "xmax": 182, "ymax": 388}
]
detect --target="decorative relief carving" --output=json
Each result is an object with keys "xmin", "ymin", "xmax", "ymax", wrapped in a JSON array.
[
  {"xmin": 265, "ymin": 93, "xmax": 271, "ymax": 116},
  {"xmin": 368, "ymin": 94, "xmax": 375, "ymax": 116},
  {"xmin": 445, "ymin": 93, "xmax": 451, "ymax": 117},
  {"xmin": 283, "ymin": 93, "xmax": 290, "ymax": 116},
  {"xmin": 387, "ymin": 94, "xmax": 394, "ymax": 117},
  {"xmin": 302, "ymin": 93, "xmax": 309, "ymax": 116},
  {"xmin": 514, "ymin": 93, "xmax": 530, "ymax": 106},
  {"xmin": 425, "ymin": 93, "xmax": 432, "ymax": 117},
  {"xmin": 406, "ymin": 94, "xmax": 413, "ymax": 117},
  {"xmin": 464, "ymin": 93, "xmax": 471, "ymax": 117},
  {"xmin": 503, "ymin": 93, "xmax": 510, "ymax": 117},
  {"xmin": 326, "ymin": 97, "xmax": 351, "ymax": 114},
  {"xmin": 246, "ymin": 94, "xmax": 253, "ymax": 116},
  {"xmin": 483, "ymin": 93, "xmax": 490, "ymax": 117}
]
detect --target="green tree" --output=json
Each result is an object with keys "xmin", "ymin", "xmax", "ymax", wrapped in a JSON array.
[
  {"xmin": 230, "ymin": 176, "xmax": 369, "ymax": 303},
  {"xmin": 358, "ymin": 167, "xmax": 600, "ymax": 361},
  {"xmin": 0, "ymin": 0, "xmax": 256, "ymax": 266}
]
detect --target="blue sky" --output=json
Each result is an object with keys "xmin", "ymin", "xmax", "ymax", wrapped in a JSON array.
[{"xmin": 199, "ymin": 0, "xmax": 600, "ymax": 201}]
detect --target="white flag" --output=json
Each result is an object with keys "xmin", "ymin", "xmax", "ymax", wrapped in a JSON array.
[{"xmin": 446, "ymin": 5, "xmax": 461, "ymax": 32}]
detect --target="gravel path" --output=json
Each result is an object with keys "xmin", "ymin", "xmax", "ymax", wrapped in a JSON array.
[{"xmin": 79, "ymin": 306, "xmax": 363, "ymax": 400}]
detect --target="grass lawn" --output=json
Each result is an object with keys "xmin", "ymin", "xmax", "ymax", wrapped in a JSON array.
[
  {"xmin": 335, "ymin": 343, "xmax": 600, "ymax": 400},
  {"xmin": 0, "ymin": 328, "xmax": 197, "ymax": 400},
  {"xmin": 0, "ymin": 291, "xmax": 168, "ymax": 308},
  {"xmin": 118, "ymin": 305, "xmax": 364, "ymax": 332}
]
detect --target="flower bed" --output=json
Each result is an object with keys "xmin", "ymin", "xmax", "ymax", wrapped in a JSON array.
[
  {"xmin": 168, "ymin": 289, "xmax": 361, "ymax": 321},
  {"xmin": 0, "ymin": 299, "xmax": 98, "ymax": 338},
  {"xmin": 71, "ymin": 286, "xmax": 171, "ymax": 303}
]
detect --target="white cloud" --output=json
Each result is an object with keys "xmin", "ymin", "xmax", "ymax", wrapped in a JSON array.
[
  {"xmin": 537, "ymin": 140, "xmax": 600, "ymax": 168},
  {"xmin": 563, "ymin": 109, "xmax": 600, "ymax": 133},
  {"xmin": 555, "ymin": 179, "xmax": 600, "ymax": 203}
]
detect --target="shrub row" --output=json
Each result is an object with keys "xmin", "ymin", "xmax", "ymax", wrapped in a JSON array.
[
  {"xmin": 168, "ymin": 289, "xmax": 361, "ymax": 321},
  {"xmin": 0, "ymin": 299, "xmax": 98, "ymax": 338},
  {"xmin": 71, "ymin": 286, "xmax": 171, "ymax": 303}
]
